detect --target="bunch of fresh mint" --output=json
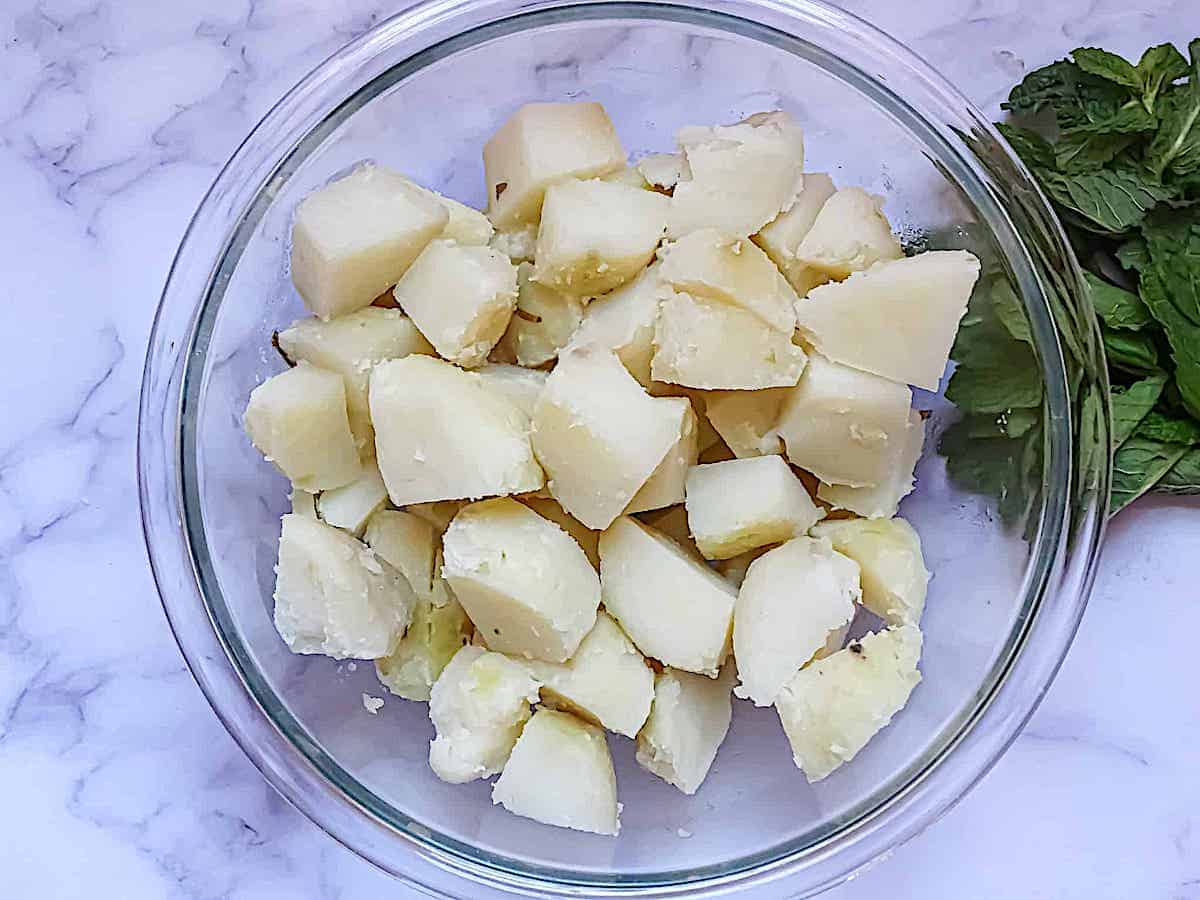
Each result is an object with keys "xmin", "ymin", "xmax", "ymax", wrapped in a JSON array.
[{"xmin": 946, "ymin": 38, "xmax": 1200, "ymax": 515}]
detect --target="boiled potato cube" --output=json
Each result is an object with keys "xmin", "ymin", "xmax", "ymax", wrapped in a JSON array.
[
  {"xmin": 565, "ymin": 263, "xmax": 666, "ymax": 387},
  {"xmin": 811, "ymin": 517, "xmax": 929, "ymax": 626},
  {"xmin": 659, "ymin": 228, "xmax": 797, "ymax": 333},
  {"xmin": 489, "ymin": 222, "xmax": 539, "ymax": 263},
  {"xmin": 601, "ymin": 165, "xmax": 650, "ymax": 189},
  {"xmin": 533, "ymin": 178, "xmax": 669, "ymax": 296},
  {"xmin": 775, "ymin": 353, "xmax": 912, "ymax": 487},
  {"xmin": 401, "ymin": 179, "xmax": 493, "ymax": 245},
  {"xmin": 519, "ymin": 496, "xmax": 600, "ymax": 570},
  {"xmin": 625, "ymin": 402, "xmax": 699, "ymax": 514},
  {"xmin": 491, "ymin": 708, "xmax": 620, "ymax": 835},
  {"xmin": 392, "ymin": 239, "xmax": 518, "ymax": 368},
  {"xmin": 290, "ymin": 164, "xmax": 448, "ymax": 320},
  {"xmin": 277, "ymin": 307, "xmax": 435, "ymax": 454},
  {"xmin": 244, "ymin": 363, "xmax": 360, "ymax": 491},
  {"xmin": 363, "ymin": 508, "xmax": 437, "ymax": 597},
  {"xmin": 599, "ymin": 516, "xmax": 736, "ymax": 677},
  {"xmin": 442, "ymin": 498, "xmax": 600, "ymax": 662},
  {"xmin": 702, "ymin": 388, "xmax": 789, "ymax": 458},
  {"xmin": 405, "ymin": 500, "xmax": 467, "ymax": 534},
  {"xmin": 317, "ymin": 458, "xmax": 388, "ymax": 536},
  {"xmin": 651, "ymin": 292, "xmax": 807, "ymax": 390},
  {"xmin": 776, "ymin": 624, "xmax": 923, "ymax": 782},
  {"xmin": 795, "ymin": 187, "xmax": 902, "ymax": 278},
  {"xmin": 369, "ymin": 356, "xmax": 543, "ymax": 505},
  {"xmin": 484, "ymin": 102, "xmax": 626, "ymax": 228},
  {"xmin": 531, "ymin": 348, "xmax": 688, "ymax": 529},
  {"xmin": 474, "ymin": 363, "xmax": 547, "ymax": 420},
  {"xmin": 753, "ymin": 171, "xmax": 837, "ymax": 296},
  {"xmin": 817, "ymin": 410, "xmax": 925, "ymax": 518},
  {"xmin": 272, "ymin": 514, "xmax": 414, "ymax": 659},
  {"xmin": 685, "ymin": 456, "xmax": 824, "ymax": 560},
  {"xmin": 635, "ymin": 665, "xmax": 735, "ymax": 795},
  {"xmin": 428, "ymin": 645, "xmax": 541, "ymax": 783},
  {"xmin": 733, "ymin": 536, "xmax": 859, "ymax": 706},
  {"xmin": 793, "ymin": 250, "xmax": 981, "ymax": 390},
  {"xmin": 376, "ymin": 582, "xmax": 472, "ymax": 702},
  {"xmin": 525, "ymin": 611, "xmax": 654, "ymax": 737},
  {"xmin": 668, "ymin": 111, "xmax": 805, "ymax": 238},
  {"xmin": 637, "ymin": 151, "xmax": 687, "ymax": 190},
  {"xmin": 498, "ymin": 262, "xmax": 585, "ymax": 366}
]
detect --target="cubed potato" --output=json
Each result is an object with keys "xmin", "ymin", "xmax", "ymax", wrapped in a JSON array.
[
  {"xmin": 531, "ymin": 348, "xmax": 688, "ymax": 529},
  {"xmin": 363, "ymin": 508, "xmax": 437, "ymax": 597},
  {"xmin": 793, "ymin": 250, "xmax": 981, "ymax": 390},
  {"xmin": 753, "ymin": 171, "xmax": 837, "ymax": 296},
  {"xmin": 498, "ymin": 262, "xmax": 585, "ymax": 366},
  {"xmin": 795, "ymin": 187, "xmax": 902, "ymax": 279},
  {"xmin": 635, "ymin": 665, "xmax": 735, "ymax": 795},
  {"xmin": 272, "ymin": 514, "xmax": 415, "ymax": 659},
  {"xmin": 428, "ymin": 645, "xmax": 541, "ymax": 783},
  {"xmin": 405, "ymin": 500, "xmax": 467, "ymax": 534},
  {"xmin": 441, "ymin": 498, "xmax": 600, "ymax": 662},
  {"xmin": 519, "ymin": 496, "xmax": 600, "ymax": 570},
  {"xmin": 316, "ymin": 458, "xmax": 389, "ymax": 536},
  {"xmin": 565, "ymin": 263, "xmax": 666, "ymax": 387},
  {"xmin": 370, "ymin": 355, "xmax": 543, "ymax": 505},
  {"xmin": 601, "ymin": 165, "xmax": 650, "ymax": 189},
  {"xmin": 637, "ymin": 151, "xmax": 687, "ymax": 191},
  {"xmin": 776, "ymin": 624, "xmax": 923, "ymax": 782},
  {"xmin": 244, "ymin": 363, "xmax": 361, "ymax": 491},
  {"xmin": 290, "ymin": 488, "xmax": 318, "ymax": 518},
  {"xmin": 290, "ymin": 164, "xmax": 449, "ymax": 320},
  {"xmin": 473, "ymin": 363, "xmax": 547, "ymax": 420},
  {"xmin": 391, "ymin": 239, "xmax": 518, "ymax": 368},
  {"xmin": 659, "ymin": 228, "xmax": 798, "ymax": 333},
  {"xmin": 489, "ymin": 222, "xmax": 539, "ymax": 263},
  {"xmin": 484, "ymin": 102, "xmax": 626, "ymax": 228},
  {"xmin": 733, "ymin": 536, "xmax": 859, "ymax": 706},
  {"xmin": 491, "ymin": 708, "xmax": 620, "ymax": 835},
  {"xmin": 625, "ymin": 402, "xmax": 699, "ymax": 514},
  {"xmin": 533, "ymin": 178, "xmax": 669, "ymax": 296},
  {"xmin": 376, "ymin": 587, "xmax": 473, "ymax": 701},
  {"xmin": 817, "ymin": 410, "xmax": 925, "ymax": 518},
  {"xmin": 651, "ymin": 292, "xmax": 808, "ymax": 390},
  {"xmin": 599, "ymin": 516, "xmax": 736, "ymax": 676},
  {"xmin": 774, "ymin": 353, "xmax": 913, "ymax": 487},
  {"xmin": 702, "ymin": 388, "xmax": 789, "ymax": 458},
  {"xmin": 811, "ymin": 517, "xmax": 929, "ymax": 626},
  {"xmin": 400, "ymin": 179, "xmax": 493, "ymax": 245},
  {"xmin": 668, "ymin": 112, "xmax": 805, "ymax": 238},
  {"xmin": 277, "ymin": 307, "xmax": 435, "ymax": 455},
  {"xmin": 525, "ymin": 611, "xmax": 654, "ymax": 737},
  {"xmin": 685, "ymin": 456, "xmax": 824, "ymax": 560}
]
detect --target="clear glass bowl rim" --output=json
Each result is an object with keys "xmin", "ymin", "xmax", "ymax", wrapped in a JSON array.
[{"xmin": 137, "ymin": 0, "xmax": 1110, "ymax": 896}]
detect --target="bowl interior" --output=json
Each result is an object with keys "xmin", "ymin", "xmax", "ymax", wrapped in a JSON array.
[{"xmin": 182, "ymin": 4, "xmax": 1062, "ymax": 888}]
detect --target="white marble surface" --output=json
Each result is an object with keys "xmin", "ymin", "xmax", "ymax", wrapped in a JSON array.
[{"xmin": 2, "ymin": 0, "xmax": 1198, "ymax": 897}]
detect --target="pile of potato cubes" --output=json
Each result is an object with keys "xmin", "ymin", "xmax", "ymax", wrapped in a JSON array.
[{"xmin": 244, "ymin": 101, "xmax": 980, "ymax": 836}]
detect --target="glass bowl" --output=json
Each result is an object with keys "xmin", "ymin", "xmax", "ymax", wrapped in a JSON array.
[{"xmin": 138, "ymin": 0, "xmax": 1109, "ymax": 896}]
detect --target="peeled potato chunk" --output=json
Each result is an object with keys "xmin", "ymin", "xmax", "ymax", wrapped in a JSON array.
[
  {"xmin": 775, "ymin": 353, "xmax": 912, "ymax": 488},
  {"xmin": 565, "ymin": 263, "xmax": 666, "ymax": 387},
  {"xmin": 363, "ymin": 508, "xmax": 437, "ymax": 597},
  {"xmin": 636, "ymin": 665, "xmax": 735, "ymax": 795},
  {"xmin": 625, "ymin": 402, "xmax": 699, "ymax": 514},
  {"xmin": 392, "ymin": 239, "xmax": 518, "ymax": 368},
  {"xmin": 534, "ymin": 178, "xmax": 669, "ymax": 296},
  {"xmin": 491, "ymin": 708, "xmax": 620, "ymax": 835},
  {"xmin": 776, "ymin": 624, "xmax": 922, "ymax": 782},
  {"xmin": 498, "ymin": 262, "xmax": 585, "ymax": 366},
  {"xmin": 244, "ymin": 363, "xmax": 361, "ymax": 492},
  {"xmin": 442, "ymin": 498, "xmax": 600, "ymax": 662},
  {"xmin": 817, "ymin": 410, "xmax": 925, "ymax": 518},
  {"xmin": 290, "ymin": 164, "xmax": 449, "ymax": 320},
  {"xmin": 601, "ymin": 165, "xmax": 650, "ymax": 189},
  {"xmin": 428, "ymin": 645, "xmax": 541, "ymax": 783},
  {"xmin": 651, "ymin": 292, "xmax": 808, "ymax": 390},
  {"xmin": 753, "ymin": 171, "xmax": 837, "ymax": 296},
  {"xmin": 489, "ymin": 222, "xmax": 539, "ymax": 263},
  {"xmin": 272, "ymin": 514, "xmax": 415, "ymax": 659},
  {"xmin": 702, "ymin": 388, "xmax": 789, "ymax": 458},
  {"xmin": 376, "ymin": 583, "xmax": 472, "ymax": 702},
  {"xmin": 406, "ymin": 500, "xmax": 467, "ymax": 534},
  {"xmin": 525, "ymin": 611, "xmax": 654, "ymax": 738},
  {"xmin": 398, "ymin": 177, "xmax": 494, "ymax": 245},
  {"xmin": 668, "ymin": 111, "xmax": 805, "ymax": 238},
  {"xmin": 599, "ymin": 516, "xmax": 736, "ymax": 677},
  {"xmin": 795, "ymin": 187, "xmax": 902, "ymax": 278},
  {"xmin": 685, "ymin": 456, "xmax": 824, "ymax": 560},
  {"xmin": 733, "ymin": 536, "xmax": 859, "ymax": 706},
  {"xmin": 518, "ymin": 496, "xmax": 600, "ymax": 570},
  {"xmin": 659, "ymin": 228, "xmax": 798, "ymax": 333},
  {"xmin": 811, "ymin": 517, "xmax": 929, "ymax": 626},
  {"xmin": 316, "ymin": 459, "xmax": 388, "ymax": 536},
  {"xmin": 531, "ymin": 348, "xmax": 688, "ymax": 529},
  {"xmin": 637, "ymin": 151, "xmax": 687, "ymax": 191},
  {"xmin": 794, "ymin": 250, "xmax": 981, "ymax": 390},
  {"xmin": 484, "ymin": 102, "xmax": 626, "ymax": 228}
]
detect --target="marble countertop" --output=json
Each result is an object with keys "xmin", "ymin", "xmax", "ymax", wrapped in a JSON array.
[{"xmin": 3, "ymin": 0, "xmax": 1198, "ymax": 896}]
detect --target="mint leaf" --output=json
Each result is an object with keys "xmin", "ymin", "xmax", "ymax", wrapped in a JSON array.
[
  {"xmin": 1084, "ymin": 270, "xmax": 1154, "ymax": 329},
  {"xmin": 1146, "ymin": 39, "xmax": 1200, "ymax": 178},
  {"xmin": 1110, "ymin": 435, "xmax": 1191, "ymax": 512},
  {"xmin": 1073, "ymin": 47, "xmax": 1141, "ymax": 89},
  {"xmin": 1135, "ymin": 43, "xmax": 1190, "ymax": 113},
  {"xmin": 996, "ymin": 122, "xmax": 1056, "ymax": 170},
  {"xmin": 1116, "ymin": 236, "xmax": 1150, "ymax": 272},
  {"xmin": 1139, "ymin": 208, "xmax": 1200, "ymax": 418},
  {"xmin": 1110, "ymin": 373, "xmax": 1168, "ymax": 445},
  {"xmin": 1054, "ymin": 130, "xmax": 1136, "ymax": 173},
  {"xmin": 940, "ymin": 419, "xmax": 1042, "ymax": 525},
  {"xmin": 1003, "ymin": 60, "xmax": 1132, "ymax": 128},
  {"xmin": 963, "ymin": 407, "xmax": 1041, "ymax": 440},
  {"xmin": 990, "ymin": 279, "xmax": 1033, "ymax": 344},
  {"xmin": 946, "ymin": 278, "xmax": 1043, "ymax": 414},
  {"xmin": 1134, "ymin": 409, "xmax": 1200, "ymax": 444},
  {"xmin": 1101, "ymin": 324, "xmax": 1160, "ymax": 374},
  {"xmin": 1038, "ymin": 165, "xmax": 1174, "ymax": 234},
  {"xmin": 1157, "ymin": 447, "xmax": 1200, "ymax": 493}
]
